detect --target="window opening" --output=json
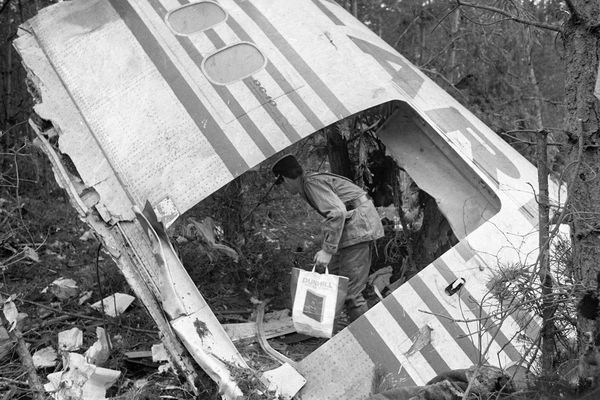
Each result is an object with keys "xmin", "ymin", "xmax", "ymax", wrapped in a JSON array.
[{"xmin": 167, "ymin": 2, "xmax": 227, "ymax": 35}]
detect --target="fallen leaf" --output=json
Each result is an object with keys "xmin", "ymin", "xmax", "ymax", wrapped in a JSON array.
[
  {"xmin": 47, "ymin": 278, "xmax": 79, "ymax": 300},
  {"xmin": 32, "ymin": 346, "xmax": 58, "ymax": 368},
  {"xmin": 23, "ymin": 246, "xmax": 40, "ymax": 263},
  {"xmin": 84, "ymin": 328, "xmax": 111, "ymax": 366},
  {"xmin": 3, "ymin": 300, "xmax": 22, "ymax": 331}
]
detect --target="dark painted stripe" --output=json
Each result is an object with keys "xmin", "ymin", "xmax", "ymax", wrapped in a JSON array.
[
  {"xmin": 109, "ymin": 0, "xmax": 247, "ymax": 175},
  {"xmin": 409, "ymin": 275, "xmax": 483, "ymax": 365},
  {"xmin": 348, "ymin": 35, "xmax": 424, "ymax": 99},
  {"xmin": 433, "ymin": 259, "xmax": 523, "ymax": 363},
  {"xmin": 454, "ymin": 240, "xmax": 475, "ymax": 263},
  {"xmin": 176, "ymin": 36, "xmax": 275, "ymax": 155},
  {"xmin": 385, "ymin": 296, "xmax": 451, "ymax": 375},
  {"xmin": 202, "ymin": 29, "xmax": 301, "ymax": 144},
  {"xmin": 348, "ymin": 315, "xmax": 416, "ymax": 386},
  {"xmin": 309, "ymin": 0, "xmax": 344, "ymax": 25},
  {"xmin": 517, "ymin": 197, "xmax": 538, "ymax": 228},
  {"xmin": 225, "ymin": 16, "xmax": 323, "ymax": 130},
  {"xmin": 148, "ymin": 0, "xmax": 167, "ymax": 14},
  {"xmin": 233, "ymin": 0, "xmax": 350, "ymax": 119},
  {"xmin": 495, "ymin": 296, "xmax": 541, "ymax": 342},
  {"xmin": 427, "ymin": 107, "xmax": 520, "ymax": 181},
  {"xmin": 241, "ymin": 76, "xmax": 302, "ymax": 142},
  {"xmin": 265, "ymin": 64, "xmax": 323, "ymax": 130},
  {"xmin": 146, "ymin": 0, "xmax": 275, "ymax": 157}
]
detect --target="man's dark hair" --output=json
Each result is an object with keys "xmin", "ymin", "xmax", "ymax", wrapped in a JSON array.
[{"xmin": 272, "ymin": 154, "xmax": 304, "ymax": 180}]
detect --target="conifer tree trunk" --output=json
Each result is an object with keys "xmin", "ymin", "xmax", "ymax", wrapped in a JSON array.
[{"xmin": 563, "ymin": 0, "xmax": 600, "ymax": 387}]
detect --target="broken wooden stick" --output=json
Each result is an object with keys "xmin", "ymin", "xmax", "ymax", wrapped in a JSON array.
[{"xmin": 0, "ymin": 300, "xmax": 46, "ymax": 400}]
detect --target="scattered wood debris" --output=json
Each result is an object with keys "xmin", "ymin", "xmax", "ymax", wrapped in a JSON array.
[{"xmin": 224, "ymin": 309, "xmax": 295, "ymax": 343}]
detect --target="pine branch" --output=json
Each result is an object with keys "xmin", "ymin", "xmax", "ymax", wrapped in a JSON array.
[{"xmin": 455, "ymin": 0, "xmax": 563, "ymax": 34}]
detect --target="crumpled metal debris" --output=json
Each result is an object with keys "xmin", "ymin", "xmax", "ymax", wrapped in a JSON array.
[
  {"xmin": 90, "ymin": 293, "xmax": 135, "ymax": 317},
  {"xmin": 45, "ymin": 352, "xmax": 120, "ymax": 400},
  {"xmin": 58, "ymin": 327, "xmax": 83, "ymax": 351},
  {"xmin": 32, "ymin": 346, "xmax": 58, "ymax": 369},
  {"xmin": 84, "ymin": 327, "xmax": 111, "ymax": 366}
]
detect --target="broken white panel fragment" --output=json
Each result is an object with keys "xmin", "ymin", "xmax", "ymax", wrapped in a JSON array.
[
  {"xmin": 261, "ymin": 363, "xmax": 306, "ymax": 400},
  {"xmin": 152, "ymin": 343, "xmax": 175, "ymax": 374},
  {"xmin": 91, "ymin": 293, "xmax": 135, "ymax": 317},
  {"xmin": 84, "ymin": 327, "xmax": 111, "ymax": 366},
  {"xmin": 58, "ymin": 327, "xmax": 83, "ymax": 351},
  {"xmin": 151, "ymin": 343, "xmax": 169, "ymax": 362},
  {"xmin": 78, "ymin": 290, "xmax": 93, "ymax": 305},
  {"xmin": 79, "ymin": 230, "xmax": 95, "ymax": 241},
  {"xmin": 33, "ymin": 346, "xmax": 58, "ymax": 369},
  {"xmin": 44, "ymin": 277, "xmax": 79, "ymax": 300},
  {"xmin": 45, "ymin": 352, "xmax": 120, "ymax": 400},
  {"xmin": 3, "ymin": 300, "xmax": 27, "ymax": 331}
]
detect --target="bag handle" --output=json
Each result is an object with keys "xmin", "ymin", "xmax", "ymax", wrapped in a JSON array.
[{"xmin": 311, "ymin": 263, "xmax": 329, "ymax": 275}]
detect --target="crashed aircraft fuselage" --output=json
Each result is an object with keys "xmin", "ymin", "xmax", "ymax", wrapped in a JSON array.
[{"xmin": 14, "ymin": 0, "xmax": 561, "ymax": 399}]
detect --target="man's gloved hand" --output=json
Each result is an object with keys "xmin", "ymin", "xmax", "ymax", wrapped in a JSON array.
[{"xmin": 314, "ymin": 249, "xmax": 333, "ymax": 268}]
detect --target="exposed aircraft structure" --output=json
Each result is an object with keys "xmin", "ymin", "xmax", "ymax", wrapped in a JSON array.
[{"xmin": 14, "ymin": 0, "xmax": 563, "ymax": 398}]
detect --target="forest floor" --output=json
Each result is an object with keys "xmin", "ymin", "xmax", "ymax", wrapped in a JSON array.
[{"xmin": 1, "ymin": 162, "xmax": 388, "ymax": 399}]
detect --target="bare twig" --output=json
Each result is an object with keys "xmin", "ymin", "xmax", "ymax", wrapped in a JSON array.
[
  {"xmin": 94, "ymin": 243, "xmax": 113, "ymax": 352},
  {"xmin": 0, "ymin": 376, "xmax": 29, "ymax": 387},
  {"xmin": 455, "ymin": 0, "xmax": 563, "ymax": 33},
  {"xmin": 393, "ymin": 15, "xmax": 420, "ymax": 48},
  {"xmin": 0, "ymin": 291, "xmax": 159, "ymax": 335}
]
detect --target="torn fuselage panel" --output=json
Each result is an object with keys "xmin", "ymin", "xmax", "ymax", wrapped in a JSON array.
[
  {"xmin": 15, "ymin": 25, "xmax": 133, "ymax": 224},
  {"xmin": 15, "ymin": 0, "xmax": 567, "ymax": 399}
]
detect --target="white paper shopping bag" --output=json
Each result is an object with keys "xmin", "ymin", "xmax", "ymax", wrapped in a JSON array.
[{"xmin": 290, "ymin": 266, "xmax": 348, "ymax": 338}]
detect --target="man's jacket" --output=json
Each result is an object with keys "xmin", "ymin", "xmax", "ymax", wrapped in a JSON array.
[{"xmin": 299, "ymin": 172, "xmax": 384, "ymax": 254}]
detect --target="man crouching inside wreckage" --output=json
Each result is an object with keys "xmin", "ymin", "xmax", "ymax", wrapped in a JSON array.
[{"xmin": 272, "ymin": 154, "xmax": 384, "ymax": 325}]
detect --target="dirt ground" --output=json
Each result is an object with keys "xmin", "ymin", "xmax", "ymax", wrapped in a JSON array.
[{"xmin": 0, "ymin": 159, "xmax": 361, "ymax": 399}]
